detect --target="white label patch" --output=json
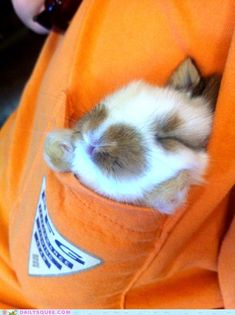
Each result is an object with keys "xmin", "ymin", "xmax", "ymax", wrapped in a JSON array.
[{"xmin": 29, "ymin": 177, "xmax": 102, "ymax": 276}]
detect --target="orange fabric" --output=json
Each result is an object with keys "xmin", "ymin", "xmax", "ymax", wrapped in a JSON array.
[{"xmin": 0, "ymin": 0, "xmax": 235, "ymax": 309}]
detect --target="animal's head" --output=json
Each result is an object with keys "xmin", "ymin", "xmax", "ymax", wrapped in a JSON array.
[{"xmin": 44, "ymin": 58, "xmax": 220, "ymax": 185}]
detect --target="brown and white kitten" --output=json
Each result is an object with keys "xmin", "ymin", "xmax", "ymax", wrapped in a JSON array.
[{"xmin": 44, "ymin": 58, "xmax": 220, "ymax": 214}]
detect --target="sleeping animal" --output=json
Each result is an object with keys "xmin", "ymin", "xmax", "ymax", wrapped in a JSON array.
[{"xmin": 44, "ymin": 58, "xmax": 220, "ymax": 213}]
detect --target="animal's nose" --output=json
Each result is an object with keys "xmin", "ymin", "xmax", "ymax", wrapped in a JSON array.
[{"xmin": 87, "ymin": 144, "xmax": 96, "ymax": 156}]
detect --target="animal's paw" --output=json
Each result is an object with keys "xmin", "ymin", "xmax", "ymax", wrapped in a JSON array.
[
  {"xmin": 145, "ymin": 171, "xmax": 191, "ymax": 214},
  {"xmin": 44, "ymin": 129, "xmax": 74, "ymax": 172},
  {"xmin": 152, "ymin": 186, "xmax": 189, "ymax": 214}
]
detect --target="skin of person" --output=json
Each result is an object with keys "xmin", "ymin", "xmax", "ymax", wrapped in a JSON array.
[{"xmin": 11, "ymin": 0, "xmax": 48, "ymax": 34}]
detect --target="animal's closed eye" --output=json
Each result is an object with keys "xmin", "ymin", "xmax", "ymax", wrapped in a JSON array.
[
  {"xmin": 157, "ymin": 137, "xmax": 185, "ymax": 152},
  {"xmin": 153, "ymin": 111, "xmax": 209, "ymax": 152},
  {"xmin": 157, "ymin": 136, "xmax": 208, "ymax": 152}
]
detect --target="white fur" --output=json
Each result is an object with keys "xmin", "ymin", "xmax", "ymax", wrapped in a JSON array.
[{"xmin": 70, "ymin": 81, "xmax": 210, "ymax": 211}]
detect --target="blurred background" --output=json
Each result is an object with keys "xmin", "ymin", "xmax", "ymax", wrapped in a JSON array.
[{"xmin": 0, "ymin": 0, "xmax": 46, "ymax": 127}]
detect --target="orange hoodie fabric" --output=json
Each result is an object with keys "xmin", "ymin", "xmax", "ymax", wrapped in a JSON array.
[{"xmin": 0, "ymin": 0, "xmax": 235, "ymax": 309}]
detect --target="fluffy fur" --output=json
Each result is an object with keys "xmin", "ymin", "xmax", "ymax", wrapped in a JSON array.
[{"xmin": 44, "ymin": 58, "xmax": 220, "ymax": 214}]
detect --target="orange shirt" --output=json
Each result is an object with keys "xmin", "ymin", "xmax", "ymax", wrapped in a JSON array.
[{"xmin": 0, "ymin": 0, "xmax": 235, "ymax": 309}]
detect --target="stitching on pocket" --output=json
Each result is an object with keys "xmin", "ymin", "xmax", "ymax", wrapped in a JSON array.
[{"xmin": 72, "ymin": 189, "xmax": 161, "ymax": 237}]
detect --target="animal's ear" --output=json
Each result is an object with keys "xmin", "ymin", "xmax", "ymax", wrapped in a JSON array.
[
  {"xmin": 167, "ymin": 58, "xmax": 201, "ymax": 92},
  {"xmin": 44, "ymin": 129, "xmax": 74, "ymax": 172},
  {"xmin": 199, "ymin": 74, "xmax": 221, "ymax": 111},
  {"xmin": 167, "ymin": 58, "xmax": 221, "ymax": 109}
]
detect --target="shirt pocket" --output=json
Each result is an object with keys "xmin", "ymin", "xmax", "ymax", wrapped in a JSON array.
[{"xmin": 10, "ymin": 89, "xmax": 166, "ymax": 308}]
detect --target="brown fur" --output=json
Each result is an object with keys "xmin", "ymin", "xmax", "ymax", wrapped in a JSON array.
[
  {"xmin": 75, "ymin": 103, "xmax": 107, "ymax": 135},
  {"xmin": 92, "ymin": 124, "xmax": 146, "ymax": 177},
  {"xmin": 153, "ymin": 113, "xmax": 184, "ymax": 152},
  {"xmin": 158, "ymin": 138, "xmax": 182, "ymax": 152},
  {"xmin": 161, "ymin": 114, "xmax": 183, "ymax": 134}
]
